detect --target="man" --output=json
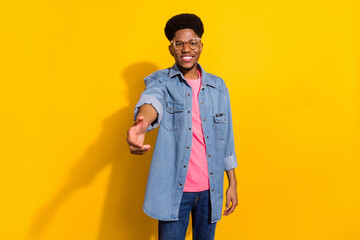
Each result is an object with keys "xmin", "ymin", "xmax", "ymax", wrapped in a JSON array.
[{"xmin": 127, "ymin": 13, "xmax": 238, "ymax": 240}]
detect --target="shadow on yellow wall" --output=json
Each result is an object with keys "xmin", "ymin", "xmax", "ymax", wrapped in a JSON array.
[{"xmin": 29, "ymin": 62, "xmax": 160, "ymax": 239}]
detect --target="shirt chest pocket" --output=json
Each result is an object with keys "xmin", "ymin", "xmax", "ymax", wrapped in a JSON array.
[
  {"xmin": 214, "ymin": 113, "xmax": 226, "ymax": 141},
  {"xmin": 162, "ymin": 101, "xmax": 184, "ymax": 131}
]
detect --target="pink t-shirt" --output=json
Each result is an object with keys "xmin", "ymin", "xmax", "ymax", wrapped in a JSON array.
[{"xmin": 183, "ymin": 71, "xmax": 210, "ymax": 192}]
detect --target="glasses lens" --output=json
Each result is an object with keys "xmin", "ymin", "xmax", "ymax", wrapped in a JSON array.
[
  {"xmin": 174, "ymin": 41, "xmax": 183, "ymax": 50},
  {"xmin": 188, "ymin": 39, "xmax": 200, "ymax": 49}
]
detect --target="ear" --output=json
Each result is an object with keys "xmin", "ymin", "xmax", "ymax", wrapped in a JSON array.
[{"xmin": 169, "ymin": 45, "xmax": 174, "ymax": 56}]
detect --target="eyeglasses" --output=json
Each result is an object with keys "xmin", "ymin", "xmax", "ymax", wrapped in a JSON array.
[{"xmin": 170, "ymin": 38, "xmax": 201, "ymax": 51}]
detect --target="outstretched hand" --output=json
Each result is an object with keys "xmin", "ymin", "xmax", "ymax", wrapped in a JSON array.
[{"xmin": 127, "ymin": 114, "xmax": 151, "ymax": 155}]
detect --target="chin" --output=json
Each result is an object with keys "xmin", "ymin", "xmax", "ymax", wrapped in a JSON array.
[{"xmin": 179, "ymin": 63, "xmax": 196, "ymax": 71}]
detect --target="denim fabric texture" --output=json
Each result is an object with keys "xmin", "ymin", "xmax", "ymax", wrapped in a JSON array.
[
  {"xmin": 134, "ymin": 63, "xmax": 238, "ymax": 223},
  {"xmin": 158, "ymin": 190, "xmax": 216, "ymax": 240}
]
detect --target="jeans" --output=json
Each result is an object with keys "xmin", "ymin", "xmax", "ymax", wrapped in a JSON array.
[{"xmin": 158, "ymin": 190, "xmax": 217, "ymax": 240}]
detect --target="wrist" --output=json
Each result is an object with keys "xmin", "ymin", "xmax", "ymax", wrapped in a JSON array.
[{"xmin": 229, "ymin": 181, "xmax": 237, "ymax": 188}]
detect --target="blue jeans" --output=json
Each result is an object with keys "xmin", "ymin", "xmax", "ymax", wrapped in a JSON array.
[{"xmin": 158, "ymin": 190, "xmax": 217, "ymax": 240}]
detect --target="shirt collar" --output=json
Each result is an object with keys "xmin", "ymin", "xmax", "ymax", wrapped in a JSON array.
[{"xmin": 168, "ymin": 63, "xmax": 217, "ymax": 88}]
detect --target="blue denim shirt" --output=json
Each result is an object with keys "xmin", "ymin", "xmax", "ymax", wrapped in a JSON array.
[{"xmin": 134, "ymin": 63, "xmax": 237, "ymax": 223}]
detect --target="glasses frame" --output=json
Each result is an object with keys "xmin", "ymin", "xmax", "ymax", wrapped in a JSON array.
[{"xmin": 170, "ymin": 38, "xmax": 202, "ymax": 51}]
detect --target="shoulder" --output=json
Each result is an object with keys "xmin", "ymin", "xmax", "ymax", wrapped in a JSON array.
[
  {"xmin": 203, "ymin": 71, "xmax": 228, "ymax": 94},
  {"xmin": 144, "ymin": 69, "xmax": 170, "ymax": 85},
  {"xmin": 206, "ymin": 72, "xmax": 224, "ymax": 82},
  {"xmin": 145, "ymin": 69, "xmax": 169, "ymax": 79}
]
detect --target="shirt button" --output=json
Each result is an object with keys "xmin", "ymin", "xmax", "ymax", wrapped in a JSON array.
[
  {"xmin": 208, "ymin": 154, "xmax": 211, "ymax": 157},
  {"xmin": 188, "ymin": 110, "xmax": 190, "ymax": 113},
  {"xmin": 211, "ymin": 189, "xmax": 214, "ymax": 192},
  {"xmin": 188, "ymin": 93, "xmax": 191, "ymax": 96},
  {"xmin": 183, "ymin": 165, "xmax": 187, "ymax": 168},
  {"xmin": 206, "ymin": 136, "xmax": 209, "ymax": 139},
  {"xmin": 189, "ymin": 128, "xmax": 191, "ymax": 130},
  {"xmin": 179, "ymin": 184, "xmax": 183, "ymax": 186},
  {"xmin": 200, "ymin": 101, "xmax": 203, "ymax": 104},
  {"xmin": 203, "ymin": 118, "xmax": 206, "ymax": 121},
  {"xmin": 210, "ymin": 172, "xmax": 213, "ymax": 175},
  {"xmin": 186, "ymin": 146, "xmax": 189, "ymax": 149}
]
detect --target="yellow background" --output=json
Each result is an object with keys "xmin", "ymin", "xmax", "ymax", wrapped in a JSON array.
[{"xmin": 1, "ymin": 0, "xmax": 359, "ymax": 239}]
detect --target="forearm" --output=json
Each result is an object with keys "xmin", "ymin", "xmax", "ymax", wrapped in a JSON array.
[
  {"xmin": 226, "ymin": 168, "xmax": 237, "ymax": 187},
  {"xmin": 137, "ymin": 104, "xmax": 158, "ymax": 128}
]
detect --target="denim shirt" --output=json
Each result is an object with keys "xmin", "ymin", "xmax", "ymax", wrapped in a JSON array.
[{"xmin": 134, "ymin": 63, "xmax": 238, "ymax": 223}]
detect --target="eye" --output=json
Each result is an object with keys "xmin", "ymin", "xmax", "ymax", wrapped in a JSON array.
[
  {"xmin": 189, "ymin": 39, "xmax": 199, "ymax": 46},
  {"xmin": 175, "ymin": 41, "xmax": 183, "ymax": 47}
]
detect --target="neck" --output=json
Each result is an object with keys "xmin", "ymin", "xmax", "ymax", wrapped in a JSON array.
[{"xmin": 181, "ymin": 66, "xmax": 199, "ymax": 80}]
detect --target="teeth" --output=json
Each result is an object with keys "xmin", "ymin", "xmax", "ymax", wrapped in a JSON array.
[{"xmin": 183, "ymin": 56, "xmax": 192, "ymax": 59}]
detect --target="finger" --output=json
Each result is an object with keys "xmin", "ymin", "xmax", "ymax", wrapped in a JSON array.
[
  {"xmin": 223, "ymin": 200, "xmax": 235, "ymax": 216},
  {"xmin": 132, "ymin": 148, "xmax": 150, "ymax": 155},
  {"xmin": 226, "ymin": 203, "xmax": 236, "ymax": 215},
  {"xmin": 142, "ymin": 144, "xmax": 151, "ymax": 150},
  {"xmin": 129, "ymin": 144, "xmax": 151, "ymax": 154},
  {"xmin": 127, "ymin": 139, "xmax": 143, "ymax": 148},
  {"xmin": 129, "ymin": 144, "xmax": 150, "ymax": 152},
  {"xmin": 223, "ymin": 206, "xmax": 229, "ymax": 216},
  {"xmin": 223, "ymin": 207, "xmax": 232, "ymax": 216},
  {"xmin": 225, "ymin": 199, "xmax": 230, "ymax": 210},
  {"xmin": 225, "ymin": 200, "xmax": 238, "ymax": 216}
]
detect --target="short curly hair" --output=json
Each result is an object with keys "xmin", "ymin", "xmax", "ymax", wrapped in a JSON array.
[{"xmin": 164, "ymin": 13, "xmax": 204, "ymax": 41}]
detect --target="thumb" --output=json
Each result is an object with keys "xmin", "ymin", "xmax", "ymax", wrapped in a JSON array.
[
  {"xmin": 134, "ymin": 114, "xmax": 147, "ymax": 127},
  {"xmin": 135, "ymin": 114, "xmax": 144, "ymax": 123},
  {"xmin": 133, "ymin": 114, "xmax": 149, "ymax": 133},
  {"xmin": 226, "ymin": 198, "xmax": 230, "ymax": 210}
]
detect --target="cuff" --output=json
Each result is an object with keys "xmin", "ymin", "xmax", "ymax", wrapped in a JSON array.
[{"xmin": 224, "ymin": 154, "xmax": 238, "ymax": 171}]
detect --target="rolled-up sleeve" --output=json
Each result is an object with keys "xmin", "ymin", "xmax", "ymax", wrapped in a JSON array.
[
  {"xmin": 134, "ymin": 76, "xmax": 165, "ymax": 132},
  {"xmin": 224, "ymin": 87, "xmax": 238, "ymax": 171}
]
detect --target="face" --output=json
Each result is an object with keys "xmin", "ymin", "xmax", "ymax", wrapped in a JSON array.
[{"xmin": 169, "ymin": 28, "xmax": 203, "ymax": 73}]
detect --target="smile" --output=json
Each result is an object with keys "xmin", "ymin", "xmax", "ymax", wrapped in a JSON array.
[{"xmin": 181, "ymin": 56, "xmax": 193, "ymax": 62}]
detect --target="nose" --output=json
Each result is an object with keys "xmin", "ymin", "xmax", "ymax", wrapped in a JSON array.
[{"xmin": 181, "ymin": 42, "xmax": 191, "ymax": 52}]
